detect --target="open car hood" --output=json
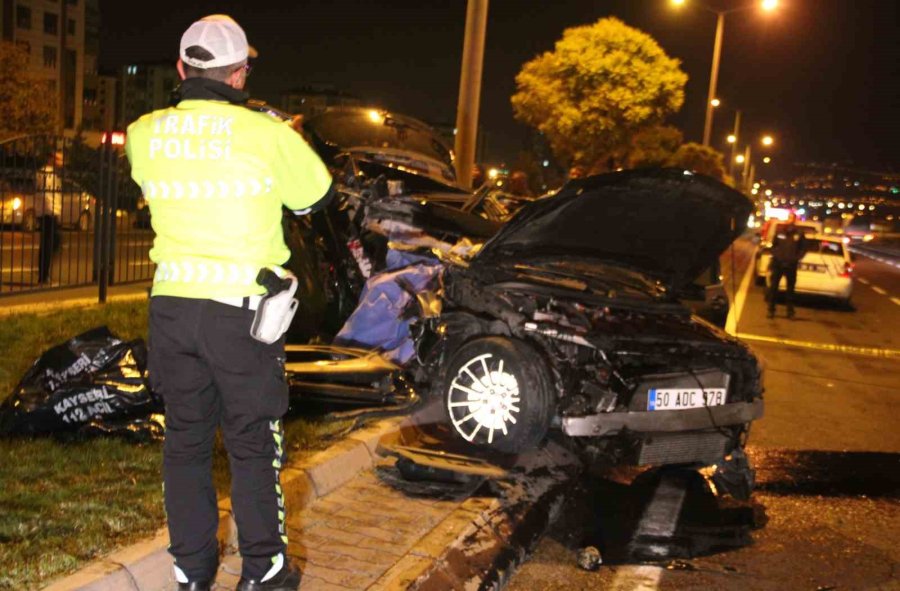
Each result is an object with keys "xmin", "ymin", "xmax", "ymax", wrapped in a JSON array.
[
  {"xmin": 474, "ymin": 169, "xmax": 754, "ymax": 289},
  {"xmin": 344, "ymin": 147, "xmax": 465, "ymax": 193},
  {"xmin": 304, "ymin": 107, "xmax": 461, "ymax": 191}
]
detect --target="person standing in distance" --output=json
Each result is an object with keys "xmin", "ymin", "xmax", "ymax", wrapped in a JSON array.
[
  {"xmin": 125, "ymin": 15, "xmax": 333, "ymax": 591},
  {"xmin": 766, "ymin": 212, "xmax": 807, "ymax": 319}
]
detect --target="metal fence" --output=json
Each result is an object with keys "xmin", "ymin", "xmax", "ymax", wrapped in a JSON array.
[{"xmin": 0, "ymin": 134, "xmax": 154, "ymax": 299}]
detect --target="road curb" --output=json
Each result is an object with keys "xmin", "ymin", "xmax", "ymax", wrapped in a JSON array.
[
  {"xmin": 41, "ymin": 416, "xmax": 408, "ymax": 591},
  {"xmin": 370, "ymin": 441, "xmax": 581, "ymax": 591}
]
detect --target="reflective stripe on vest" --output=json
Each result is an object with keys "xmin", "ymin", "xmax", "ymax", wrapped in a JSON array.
[
  {"xmin": 153, "ymin": 261, "xmax": 259, "ymax": 286},
  {"xmin": 142, "ymin": 178, "xmax": 273, "ymax": 200}
]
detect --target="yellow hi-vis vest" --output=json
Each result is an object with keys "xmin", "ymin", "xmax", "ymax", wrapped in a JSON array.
[{"xmin": 125, "ymin": 100, "xmax": 332, "ymax": 299}]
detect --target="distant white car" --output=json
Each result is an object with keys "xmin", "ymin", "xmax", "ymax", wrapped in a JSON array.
[
  {"xmin": 767, "ymin": 234, "xmax": 854, "ymax": 303},
  {"xmin": 0, "ymin": 174, "xmax": 94, "ymax": 231},
  {"xmin": 754, "ymin": 220, "xmax": 822, "ymax": 284}
]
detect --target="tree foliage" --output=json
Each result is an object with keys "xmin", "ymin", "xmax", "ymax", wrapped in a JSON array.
[
  {"xmin": 0, "ymin": 42, "xmax": 58, "ymax": 141},
  {"xmin": 666, "ymin": 142, "xmax": 728, "ymax": 181},
  {"xmin": 511, "ymin": 17, "xmax": 687, "ymax": 171},
  {"xmin": 624, "ymin": 125, "xmax": 684, "ymax": 169}
]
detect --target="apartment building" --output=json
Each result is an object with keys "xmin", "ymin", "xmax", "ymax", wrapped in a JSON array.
[
  {"xmin": 0, "ymin": 0, "xmax": 102, "ymax": 134},
  {"xmin": 116, "ymin": 62, "xmax": 178, "ymax": 129}
]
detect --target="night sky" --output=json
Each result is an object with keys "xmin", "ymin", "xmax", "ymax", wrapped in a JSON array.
[{"xmin": 99, "ymin": 0, "xmax": 900, "ymax": 172}]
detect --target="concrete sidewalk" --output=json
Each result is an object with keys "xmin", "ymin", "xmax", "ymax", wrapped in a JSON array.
[
  {"xmin": 43, "ymin": 413, "xmax": 579, "ymax": 591},
  {"xmin": 213, "ymin": 443, "xmax": 578, "ymax": 591},
  {"xmin": 0, "ymin": 281, "xmax": 151, "ymax": 316}
]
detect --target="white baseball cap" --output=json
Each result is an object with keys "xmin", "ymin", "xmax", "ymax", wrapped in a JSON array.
[{"xmin": 180, "ymin": 14, "xmax": 258, "ymax": 69}]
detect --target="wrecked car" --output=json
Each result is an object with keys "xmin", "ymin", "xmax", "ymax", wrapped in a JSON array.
[
  {"xmin": 355, "ymin": 170, "xmax": 762, "ymax": 466},
  {"xmin": 281, "ymin": 107, "xmax": 764, "ymax": 480}
]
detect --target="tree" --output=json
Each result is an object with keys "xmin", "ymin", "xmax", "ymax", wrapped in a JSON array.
[
  {"xmin": 624, "ymin": 125, "xmax": 683, "ymax": 169},
  {"xmin": 511, "ymin": 17, "xmax": 687, "ymax": 172},
  {"xmin": 666, "ymin": 142, "xmax": 728, "ymax": 181},
  {"xmin": 0, "ymin": 42, "xmax": 58, "ymax": 141}
]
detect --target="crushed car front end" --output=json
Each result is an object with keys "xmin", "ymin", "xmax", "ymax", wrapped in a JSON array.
[{"xmin": 431, "ymin": 257, "xmax": 763, "ymax": 470}]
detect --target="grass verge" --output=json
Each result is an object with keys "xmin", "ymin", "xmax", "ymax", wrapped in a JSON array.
[{"xmin": 0, "ymin": 301, "xmax": 348, "ymax": 590}]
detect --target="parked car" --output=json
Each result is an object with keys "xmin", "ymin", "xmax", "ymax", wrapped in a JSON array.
[
  {"xmin": 754, "ymin": 220, "xmax": 822, "ymax": 284},
  {"xmin": 0, "ymin": 174, "xmax": 94, "ymax": 231},
  {"xmin": 766, "ymin": 234, "xmax": 854, "ymax": 304}
]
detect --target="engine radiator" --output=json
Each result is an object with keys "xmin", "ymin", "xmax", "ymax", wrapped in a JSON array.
[{"xmin": 636, "ymin": 431, "xmax": 731, "ymax": 466}]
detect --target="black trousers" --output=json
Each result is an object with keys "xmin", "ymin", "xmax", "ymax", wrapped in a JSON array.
[
  {"xmin": 149, "ymin": 296, "xmax": 289, "ymax": 582},
  {"xmin": 767, "ymin": 261, "xmax": 798, "ymax": 312}
]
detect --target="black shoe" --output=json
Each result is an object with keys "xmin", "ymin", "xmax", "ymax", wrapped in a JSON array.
[
  {"xmin": 237, "ymin": 562, "xmax": 301, "ymax": 591},
  {"xmin": 766, "ymin": 309, "xmax": 775, "ymax": 319},
  {"xmin": 178, "ymin": 582, "xmax": 211, "ymax": 591}
]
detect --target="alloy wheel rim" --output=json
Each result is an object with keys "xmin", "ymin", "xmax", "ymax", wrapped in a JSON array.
[{"xmin": 447, "ymin": 352, "xmax": 521, "ymax": 444}]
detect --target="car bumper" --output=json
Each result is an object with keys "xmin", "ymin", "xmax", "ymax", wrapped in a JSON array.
[
  {"xmin": 794, "ymin": 282, "xmax": 853, "ymax": 299},
  {"xmin": 561, "ymin": 399, "xmax": 764, "ymax": 437}
]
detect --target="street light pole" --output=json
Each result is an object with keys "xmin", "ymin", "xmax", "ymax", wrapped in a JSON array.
[
  {"xmin": 702, "ymin": 11, "xmax": 725, "ymax": 147},
  {"xmin": 741, "ymin": 144, "xmax": 752, "ymax": 192},
  {"xmin": 729, "ymin": 109, "xmax": 741, "ymax": 181},
  {"xmin": 454, "ymin": 0, "xmax": 489, "ymax": 190}
]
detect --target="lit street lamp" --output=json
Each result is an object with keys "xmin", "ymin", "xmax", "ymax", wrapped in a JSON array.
[
  {"xmin": 727, "ymin": 134, "xmax": 737, "ymax": 144},
  {"xmin": 711, "ymin": 98, "xmax": 721, "ymax": 108},
  {"xmin": 669, "ymin": 0, "xmax": 779, "ymax": 146},
  {"xmin": 761, "ymin": 135, "xmax": 774, "ymax": 147}
]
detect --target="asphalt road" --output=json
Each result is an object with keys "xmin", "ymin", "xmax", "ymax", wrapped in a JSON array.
[
  {"xmin": 0, "ymin": 229, "xmax": 154, "ymax": 292},
  {"xmin": 508, "ymin": 237, "xmax": 900, "ymax": 591}
]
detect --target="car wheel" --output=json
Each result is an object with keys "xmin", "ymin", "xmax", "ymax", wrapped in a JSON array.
[
  {"xmin": 442, "ymin": 336, "xmax": 554, "ymax": 454},
  {"xmin": 754, "ymin": 262, "xmax": 766, "ymax": 286},
  {"xmin": 21, "ymin": 209, "xmax": 36, "ymax": 232},
  {"xmin": 77, "ymin": 211, "xmax": 91, "ymax": 232}
]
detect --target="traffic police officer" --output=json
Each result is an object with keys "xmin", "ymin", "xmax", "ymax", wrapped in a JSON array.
[
  {"xmin": 766, "ymin": 212, "xmax": 807, "ymax": 319},
  {"xmin": 125, "ymin": 15, "xmax": 332, "ymax": 591}
]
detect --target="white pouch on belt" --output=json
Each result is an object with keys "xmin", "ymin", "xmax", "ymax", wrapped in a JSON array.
[{"xmin": 250, "ymin": 272, "xmax": 299, "ymax": 344}]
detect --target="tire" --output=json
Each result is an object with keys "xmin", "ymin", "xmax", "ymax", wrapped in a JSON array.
[
  {"xmin": 441, "ymin": 336, "xmax": 554, "ymax": 454},
  {"xmin": 77, "ymin": 211, "xmax": 91, "ymax": 232}
]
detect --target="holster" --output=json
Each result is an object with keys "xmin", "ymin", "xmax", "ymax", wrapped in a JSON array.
[{"xmin": 250, "ymin": 269, "xmax": 299, "ymax": 344}]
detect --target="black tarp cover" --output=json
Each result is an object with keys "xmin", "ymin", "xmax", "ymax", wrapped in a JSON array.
[{"xmin": 0, "ymin": 326, "xmax": 160, "ymax": 437}]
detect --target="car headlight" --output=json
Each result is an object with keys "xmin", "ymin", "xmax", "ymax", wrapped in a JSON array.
[{"xmin": 11, "ymin": 197, "xmax": 22, "ymax": 211}]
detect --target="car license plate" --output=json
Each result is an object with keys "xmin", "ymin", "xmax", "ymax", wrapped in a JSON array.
[
  {"xmin": 647, "ymin": 388, "xmax": 727, "ymax": 411},
  {"xmin": 799, "ymin": 263, "xmax": 825, "ymax": 272}
]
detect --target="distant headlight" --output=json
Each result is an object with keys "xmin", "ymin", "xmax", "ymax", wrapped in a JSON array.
[
  {"xmin": 862, "ymin": 234, "xmax": 874, "ymax": 242},
  {"xmin": 11, "ymin": 197, "xmax": 22, "ymax": 211}
]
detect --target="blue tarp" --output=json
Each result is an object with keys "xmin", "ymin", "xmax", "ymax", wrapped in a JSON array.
[{"xmin": 334, "ymin": 250, "xmax": 443, "ymax": 364}]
